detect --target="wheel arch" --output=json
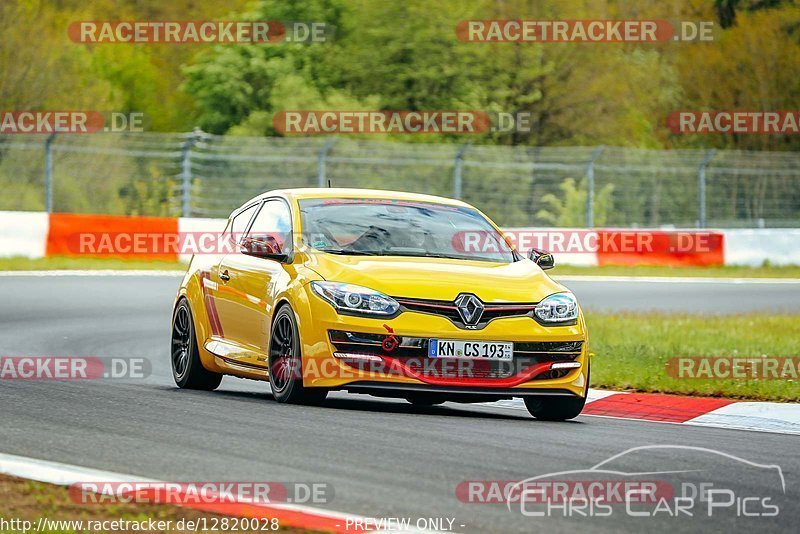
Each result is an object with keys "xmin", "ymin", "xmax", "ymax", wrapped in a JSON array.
[{"xmin": 174, "ymin": 274, "xmax": 225, "ymax": 374}]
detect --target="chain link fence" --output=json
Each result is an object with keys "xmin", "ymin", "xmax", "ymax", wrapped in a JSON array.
[{"xmin": 1, "ymin": 130, "xmax": 798, "ymax": 228}]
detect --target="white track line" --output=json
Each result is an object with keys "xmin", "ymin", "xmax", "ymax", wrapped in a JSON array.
[
  {"xmin": 0, "ymin": 270, "xmax": 184, "ymax": 277},
  {"xmin": 474, "ymin": 388, "xmax": 624, "ymax": 410},
  {"xmin": 0, "ymin": 452, "xmax": 428, "ymax": 533},
  {"xmin": 686, "ymin": 402, "xmax": 800, "ymax": 435}
]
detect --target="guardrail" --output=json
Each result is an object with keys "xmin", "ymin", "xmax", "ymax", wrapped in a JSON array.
[{"xmin": 1, "ymin": 131, "xmax": 799, "ymax": 228}]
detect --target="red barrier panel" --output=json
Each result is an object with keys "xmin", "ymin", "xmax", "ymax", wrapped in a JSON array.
[
  {"xmin": 42, "ymin": 214, "xmax": 725, "ymax": 267},
  {"xmin": 46, "ymin": 213, "xmax": 179, "ymax": 261},
  {"xmin": 596, "ymin": 230, "xmax": 724, "ymax": 266}
]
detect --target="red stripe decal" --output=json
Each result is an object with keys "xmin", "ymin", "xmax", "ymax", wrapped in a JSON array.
[
  {"xmin": 206, "ymin": 295, "xmax": 224, "ymax": 338},
  {"xmin": 204, "ymin": 296, "xmax": 219, "ymax": 336}
]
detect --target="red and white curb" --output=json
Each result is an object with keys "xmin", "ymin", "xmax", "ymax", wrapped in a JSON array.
[
  {"xmin": 483, "ymin": 389, "xmax": 800, "ymax": 435},
  {"xmin": 0, "ymin": 453, "xmax": 435, "ymax": 534}
]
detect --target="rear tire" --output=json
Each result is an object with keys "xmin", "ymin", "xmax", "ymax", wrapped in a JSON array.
[
  {"xmin": 524, "ymin": 362, "xmax": 589, "ymax": 421},
  {"xmin": 171, "ymin": 299, "xmax": 222, "ymax": 391},
  {"xmin": 268, "ymin": 304, "xmax": 328, "ymax": 405}
]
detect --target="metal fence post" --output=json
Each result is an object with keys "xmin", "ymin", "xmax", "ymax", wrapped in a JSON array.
[
  {"xmin": 317, "ymin": 138, "xmax": 336, "ymax": 187},
  {"xmin": 586, "ymin": 145, "xmax": 604, "ymax": 228},
  {"xmin": 698, "ymin": 149, "xmax": 716, "ymax": 228},
  {"xmin": 180, "ymin": 129, "xmax": 201, "ymax": 217},
  {"xmin": 453, "ymin": 143, "xmax": 470, "ymax": 199},
  {"xmin": 44, "ymin": 133, "xmax": 56, "ymax": 213}
]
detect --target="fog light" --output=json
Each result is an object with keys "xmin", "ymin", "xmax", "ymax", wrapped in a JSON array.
[
  {"xmin": 333, "ymin": 352, "xmax": 383, "ymax": 362},
  {"xmin": 550, "ymin": 361, "xmax": 581, "ymax": 370}
]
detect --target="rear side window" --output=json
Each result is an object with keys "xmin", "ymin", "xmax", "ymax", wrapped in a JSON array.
[{"xmin": 228, "ymin": 203, "xmax": 258, "ymax": 243}]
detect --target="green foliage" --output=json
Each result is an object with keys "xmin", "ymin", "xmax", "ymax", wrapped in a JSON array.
[
  {"xmin": 535, "ymin": 178, "xmax": 615, "ymax": 227},
  {"xmin": 674, "ymin": 5, "xmax": 800, "ymax": 150},
  {"xmin": 118, "ymin": 162, "xmax": 177, "ymax": 216},
  {"xmin": 3, "ymin": 0, "xmax": 800, "ymax": 217},
  {"xmin": 0, "ymin": 0, "xmax": 252, "ymax": 131},
  {"xmin": 4, "ymin": 0, "xmax": 800, "ymax": 150}
]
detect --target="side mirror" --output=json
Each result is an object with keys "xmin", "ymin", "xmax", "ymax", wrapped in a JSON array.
[
  {"xmin": 528, "ymin": 248, "xmax": 555, "ymax": 270},
  {"xmin": 241, "ymin": 234, "xmax": 289, "ymax": 262}
]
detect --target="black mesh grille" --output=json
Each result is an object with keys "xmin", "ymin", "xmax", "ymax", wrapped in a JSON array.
[
  {"xmin": 329, "ymin": 330, "xmax": 581, "ymax": 379},
  {"xmin": 394, "ymin": 297, "xmax": 537, "ymax": 329}
]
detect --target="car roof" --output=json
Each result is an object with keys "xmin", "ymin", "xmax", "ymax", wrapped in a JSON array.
[{"xmin": 235, "ymin": 188, "xmax": 471, "ymax": 214}]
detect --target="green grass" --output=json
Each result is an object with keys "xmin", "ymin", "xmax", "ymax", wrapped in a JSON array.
[
  {"xmin": 0, "ymin": 256, "xmax": 186, "ymax": 271},
  {"xmin": 588, "ymin": 312, "xmax": 800, "ymax": 401},
  {"xmin": 0, "ymin": 475, "xmax": 308, "ymax": 533},
  {"xmin": 553, "ymin": 264, "xmax": 800, "ymax": 278}
]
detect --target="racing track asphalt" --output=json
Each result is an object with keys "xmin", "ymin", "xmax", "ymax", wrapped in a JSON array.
[{"xmin": 0, "ymin": 275, "xmax": 798, "ymax": 533}]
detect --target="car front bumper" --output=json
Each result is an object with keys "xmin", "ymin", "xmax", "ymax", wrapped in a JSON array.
[{"xmin": 296, "ymin": 290, "xmax": 590, "ymax": 398}]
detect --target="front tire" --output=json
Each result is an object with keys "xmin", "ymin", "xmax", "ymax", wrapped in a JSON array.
[
  {"xmin": 171, "ymin": 299, "xmax": 222, "ymax": 390},
  {"xmin": 268, "ymin": 304, "xmax": 327, "ymax": 405},
  {"xmin": 524, "ymin": 362, "xmax": 589, "ymax": 421}
]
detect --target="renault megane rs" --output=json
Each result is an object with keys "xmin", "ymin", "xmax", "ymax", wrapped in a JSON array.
[{"xmin": 171, "ymin": 188, "xmax": 590, "ymax": 420}]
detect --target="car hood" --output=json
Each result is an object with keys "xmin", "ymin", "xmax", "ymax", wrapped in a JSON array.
[{"xmin": 303, "ymin": 253, "xmax": 567, "ymax": 302}]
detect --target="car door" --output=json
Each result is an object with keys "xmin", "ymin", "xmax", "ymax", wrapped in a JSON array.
[
  {"xmin": 216, "ymin": 198, "xmax": 293, "ymax": 364},
  {"xmin": 207, "ymin": 202, "xmax": 259, "ymax": 353}
]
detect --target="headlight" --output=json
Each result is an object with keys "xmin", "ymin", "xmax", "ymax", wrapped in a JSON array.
[
  {"xmin": 534, "ymin": 292, "xmax": 578, "ymax": 324},
  {"xmin": 311, "ymin": 281, "xmax": 400, "ymax": 316}
]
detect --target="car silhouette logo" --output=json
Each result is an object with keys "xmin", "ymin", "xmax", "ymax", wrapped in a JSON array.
[{"xmin": 455, "ymin": 293, "xmax": 484, "ymax": 326}]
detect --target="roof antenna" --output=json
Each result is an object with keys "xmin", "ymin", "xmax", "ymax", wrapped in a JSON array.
[{"xmin": 327, "ymin": 179, "xmax": 332, "ymax": 188}]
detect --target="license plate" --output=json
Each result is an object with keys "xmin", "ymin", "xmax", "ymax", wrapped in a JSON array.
[{"xmin": 428, "ymin": 339, "xmax": 513, "ymax": 361}]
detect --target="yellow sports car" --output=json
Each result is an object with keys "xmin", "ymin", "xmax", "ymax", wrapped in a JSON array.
[{"xmin": 171, "ymin": 188, "xmax": 590, "ymax": 420}]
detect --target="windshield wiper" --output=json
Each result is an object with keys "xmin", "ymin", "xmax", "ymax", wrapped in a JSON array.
[
  {"xmin": 316, "ymin": 249, "xmax": 381, "ymax": 256},
  {"xmin": 389, "ymin": 252, "xmax": 466, "ymax": 260},
  {"xmin": 317, "ymin": 249, "xmax": 499, "ymax": 261},
  {"xmin": 387, "ymin": 251, "xmax": 511, "ymax": 262}
]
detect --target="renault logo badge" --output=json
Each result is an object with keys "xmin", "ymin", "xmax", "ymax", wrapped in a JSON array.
[{"xmin": 454, "ymin": 293, "xmax": 484, "ymax": 326}]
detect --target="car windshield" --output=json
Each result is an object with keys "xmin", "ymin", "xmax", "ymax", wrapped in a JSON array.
[{"xmin": 298, "ymin": 198, "xmax": 517, "ymax": 263}]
